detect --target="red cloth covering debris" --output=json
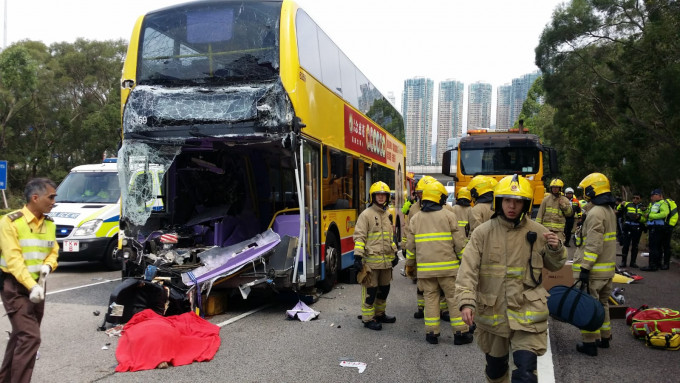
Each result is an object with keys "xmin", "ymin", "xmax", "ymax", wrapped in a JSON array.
[{"xmin": 115, "ymin": 309, "xmax": 221, "ymax": 372}]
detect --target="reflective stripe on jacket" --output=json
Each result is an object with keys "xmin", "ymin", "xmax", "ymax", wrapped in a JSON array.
[
  {"xmin": 405, "ymin": 208, "xmax": 467, "ymax": 278},
  {"xmin": 572, "ymin": 204, "xmax": 617, "ymax": 279},
  {"xmin": 456, "ymin": 216, "xmax": 566, "ymax": 336},
  {"xmin": 535, "ymin": 194, "xmax": 573, "ymax": 231},
  {"xmin": 451, "ymin": 204, "xmax": 471, "ymax": 237},
  {"xmin": 0, "ymin": 216, "xmax": 56, "ymax": 280},
  {"xmin": 353, "ymin": 204, "xmax": 397, "ymax": 269}
]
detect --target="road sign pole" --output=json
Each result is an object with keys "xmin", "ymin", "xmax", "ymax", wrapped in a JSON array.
[{"xmin": 2, "ymin": 189, "xmax": 7, "ymax": 209}]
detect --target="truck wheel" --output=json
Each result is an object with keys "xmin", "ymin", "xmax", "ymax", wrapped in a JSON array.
[
  {"xmin": 319, "ymin": 231, "xmax": 340, "ymax": 293},
  {"xmin": 103, "ymin": 239, "xmax": 122, "ymax": 270}
]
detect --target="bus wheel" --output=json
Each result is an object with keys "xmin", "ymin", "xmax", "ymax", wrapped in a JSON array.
[
  {"xmin": 319, "ymin": 231, "xmax": 340, "ymax": 293},
  {"xmin": 103, "ymin": 239, "xmax": 122, "ymax": 270}
]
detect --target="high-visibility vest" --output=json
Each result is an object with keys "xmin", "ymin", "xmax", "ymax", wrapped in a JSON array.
[
  {"xmin": 665, "ymin": 199, "xmax": 678, "ymax": 227},
  {"xmin": 0, "ymin": 213, "xmax": 55, "ymax": 280}
]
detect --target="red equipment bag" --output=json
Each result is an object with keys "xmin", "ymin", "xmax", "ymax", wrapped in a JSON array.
[
  {"xmin": 630, "ymin": 307, "xmax": 680, "ymax": 339},
  {"xmin": 626, "ymin": 304, "xmax": 648, "ymax": 326}
]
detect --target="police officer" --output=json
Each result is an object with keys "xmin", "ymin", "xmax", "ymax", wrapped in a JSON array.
[
  {"xmin": 405, "ymin": 181, "xmax": 470, "ymax": 345},
  {"xmin": 573, "ymin": 173, "xmax": 617, "ymax": 356},
  {"xmin": 451, "ymin": 187, "xmax": 472, "ymax": 238},
  {"xmin": 468, "ymin": 175, "xmax": 498, "ymax": 235},
  {"xmin": 535, "ymin": 179, "xmax": 573, "ymax": 242},
  {"xmin": 0, "ymin": 178, "xmax": 59, "ymax": 383},
  {"xmin": 642, "ymin": 189, "xmax": 669, "ymax": 271},
  {"xmin": 620, "ymin": 193, "xmax": 645, "ymax": 268},
  {"xmin": 457, "ymin": 174, "xmax": 566, "ymax": 382},
  {"xmin": 353, "ymin": 181, "xmax": 399, "ymax": 330},
  {"xmin": 563, "ymin": 187, "xmax": 581, "ymax": 247}
]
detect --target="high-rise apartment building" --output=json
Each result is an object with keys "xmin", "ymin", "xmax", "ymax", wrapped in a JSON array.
[
  {"xmin": 402, "ymin": 77, "xmax": 434, "ymax": 166},
  {"xmin": 435, "ymin": 79, "xmax": 464, "ymax": 165},
  {"xmin": 496, "ymin": 84, "xmax": 512, "ymax": 130},
  {"xmin": 386, "ymin": 91, "xmax": 396, "ymax": 107},
  {"xmin": 509, "ymin": 71, "xmax": 541, "ymax": 126},
  {"xmin": 467, "ymin": 82, "xmax": 492, "ymax": 131}
]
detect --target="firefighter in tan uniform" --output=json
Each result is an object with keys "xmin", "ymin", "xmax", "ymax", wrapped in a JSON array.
[
  {"xmin": 468, "ymin": 175, "xmax": 498, "ymax": 235},
  {"xmin": 535, "ymin": 178, "xmax": 573, "ymax": 241},
  {"xmin": 405, "ymin": 181, "xmax": 471, "ymax": 345},
  {"xmin": 572, "ymin": 173, "xmax": 617, "ymax": 356},
  {"xmin": 403, "ymin": 176, "xmax": 432, "ymax": 319},
  {"xmin": 451, "ymin": 187, "xmax": 472, "ymax": 238},
  {"xmin": 456, "ymin": 175, "xmax": 566, "ymax": 382},
  {"xmin": 353, "ymin": 181, "xmax": 399, "ymax": 331}
]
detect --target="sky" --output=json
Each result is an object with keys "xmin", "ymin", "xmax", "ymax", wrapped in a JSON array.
[{"xmin": 1, "ymin": 0, "xmax": 566, "ymax": 129}]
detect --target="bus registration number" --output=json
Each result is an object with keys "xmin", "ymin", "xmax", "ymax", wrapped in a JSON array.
[{"xmin": 63, "ymin": 240, "xmax": 80, "ymax": 252}]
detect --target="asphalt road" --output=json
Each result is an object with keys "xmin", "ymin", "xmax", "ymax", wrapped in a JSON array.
[{"xmin": 1, "ymin": 246, "xmax": 679, "ymax": 383}]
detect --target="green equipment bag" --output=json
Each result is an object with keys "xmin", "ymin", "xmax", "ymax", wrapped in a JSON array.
[{"xmin": 646, "ymin": 331, "xmax": 680, "ymax": 350}]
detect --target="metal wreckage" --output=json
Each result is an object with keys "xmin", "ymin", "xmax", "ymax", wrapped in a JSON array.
[{"xmin": 104, "ymin": 80, "xmax": 323, "ymax": 326}]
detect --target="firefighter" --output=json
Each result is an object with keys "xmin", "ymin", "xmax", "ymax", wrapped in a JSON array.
[
  {"xmin": 405, "ymin": 181, "xmax": 471, "ymax": 345},
  {"xmin": 535, "ymin": 179, "xmax": 573, "ymax": 242},
  {"xmin": 457, "ymin": 174, "xmax": 566, "ymax": 382},
  {"xmin": 353, "ymin": 181, "xmax": 399, "ymax": 330},
  {"xmin": 451, "ymin": 187, "xmax": 472, "ymax": 238},
  {"xmin": 563, "ymin": 187, "xmax": 581, "ymax": 247},
  {"xmin": 620, "ymin": 193, "xmax": 646, "ymax": 268},
  {"xmin": 573, "ymin": 173, "xmax": 617, "ymax": 356},
  {"xmin": 468, "ymin": 175, "xmax": 498, "ymax": 235}
]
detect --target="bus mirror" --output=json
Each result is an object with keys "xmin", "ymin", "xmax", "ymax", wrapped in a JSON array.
[
  {"xmin": 442, "ymin": 149, "xmax": 455, "ymax": 177},
  {"xmin": 548, "ymin": 147, "xmax": 559, "ymax": 175}
]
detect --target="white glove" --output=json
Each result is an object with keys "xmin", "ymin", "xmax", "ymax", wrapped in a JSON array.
[
  {"xmin": 29, "ymin": 285, "xmax": 45, "ymax": 303},
  {"xmin": 40, "ymin": 265, "xmax": 51, "ymax": 279}
]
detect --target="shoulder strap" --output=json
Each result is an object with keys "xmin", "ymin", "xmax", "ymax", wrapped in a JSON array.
[{"xmin": 6, "ymin": 211, "xmax": 23, "ymax": 221}]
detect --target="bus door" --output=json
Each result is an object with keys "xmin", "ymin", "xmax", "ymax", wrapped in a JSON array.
[{"xmin": 297, "ymin": 139, "xmax": 320, "ymax": 286}]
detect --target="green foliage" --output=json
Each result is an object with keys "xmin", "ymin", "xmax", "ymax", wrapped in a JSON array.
[
  {"xmin": 534, "ymin": 0, "xmax": 680, "ymax": 199},
  {"xmin": 0, "ymin": 39, "xmax": 126, "ymax": 202}
]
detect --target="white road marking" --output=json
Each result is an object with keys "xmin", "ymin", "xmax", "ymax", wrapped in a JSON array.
[
  {"xmin": 46, "ymin": 278, "xmax": 122, "ymax": 295},
  {"xmin": 538, "ymin": 327, "xmax": 556, "ymax": 382},
  {"xmin": 216, "ymin": 304, "xmax": 272, "ymax": 327}
]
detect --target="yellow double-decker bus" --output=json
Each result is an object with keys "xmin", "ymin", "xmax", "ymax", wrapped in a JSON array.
[{"xmin": 116, "ymin": 0, "xmax": 406, "ymax": 298}]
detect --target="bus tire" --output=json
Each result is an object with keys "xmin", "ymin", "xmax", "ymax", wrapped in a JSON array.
[
  {"xmin": 319, "ymin": 231, "xmax": 340, "ymax": 293},
  {"xmin": 103, "ymin": 239, "xmax": 122, "ymax": 270}
]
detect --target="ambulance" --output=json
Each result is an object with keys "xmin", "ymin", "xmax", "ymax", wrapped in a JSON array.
[{"xmin": 50, "ymin": 159, "xmax": 123, "ymax": 269}]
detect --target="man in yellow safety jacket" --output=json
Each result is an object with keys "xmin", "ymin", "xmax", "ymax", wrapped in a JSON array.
[
  {"xmin": 468, "ymin": 175, "xmax": 498, "ymax": 235},
  {"xmin": 0, "ymin": 178, "xmax": 59, "ymax": 383},
  {"xmin": 573, "ymin": 173, "xmax": 617, "ymax": 356},
  {"xmin": 353, "ymin": 181, "xmax": 399, "ymax": 330},
  {"xmin": 456, "ymin": 174, "xmax": 566, "ymax": 382},
  {"xmin": 536, "ymin": 178, "xmax": 573, "ymax": 242},
  {"xmin": 405, "ymin": 181, "xmax": 470, "ymax": 345}
]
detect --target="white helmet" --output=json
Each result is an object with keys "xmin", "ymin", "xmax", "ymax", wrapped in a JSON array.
[{"xmin": 565, "ymin": 187, "xmax": 575, "ymax": 194}]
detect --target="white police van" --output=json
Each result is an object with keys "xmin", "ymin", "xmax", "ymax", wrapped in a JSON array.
[{"xmin": 50, "ymin": 159, "xmax": 123, "ymax": 269}]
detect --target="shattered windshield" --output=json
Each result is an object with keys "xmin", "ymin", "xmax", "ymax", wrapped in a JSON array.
[
  {"xmin": 118, "ymin": 142, "xmax": 180, "ymax": 226},
  {"xmin": 460, "ymin": 148, "xmax": 540, "ymax": 175},
  {"xmin": 139, "ymin": 1, "xmax": 281, "ymax": 86},
  {"xmin": 55, "ymin": 172, "xmax": 120, "ymax": 204}
]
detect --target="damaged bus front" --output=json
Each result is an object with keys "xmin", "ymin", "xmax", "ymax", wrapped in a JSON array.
[{"xmin": 110, "ymin": 0, "xmax": 406, "ymax": 323}]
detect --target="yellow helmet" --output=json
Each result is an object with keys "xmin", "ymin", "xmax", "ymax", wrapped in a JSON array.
[
  {"xmin": 456, "ymin": 187, "xmax": 471, "ymax": 201},
  {"xmin": 369, "ymin": 181, "xmax": 390, "ymax": 196},
  {"xmin": 493, "ymin": 174, "xmax": 534, "ymax": 214},
  {"xmin": 578, "ymin": 173, "xmax": 610, "ymax": 201},
  {"xmin": 549, "ymin": 179, "xmax": 564, "ymax": 189},
  {"xmin": 468, "ymin": 175, "xmax": 498, "ymax": 200},
  {"xmin": 421, "ymin": 181, "xmax": 447, "ymax": 204},
  {"xmin": 415, "ymin": 175, "xmax": 436, "ymax": 192}
]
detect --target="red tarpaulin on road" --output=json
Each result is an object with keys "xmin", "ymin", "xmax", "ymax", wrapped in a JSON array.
[{"xmin": 115, "ymin": 309, "xmax": 221, "ymax": 372}]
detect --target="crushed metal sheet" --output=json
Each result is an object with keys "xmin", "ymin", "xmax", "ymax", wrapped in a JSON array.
[{"xmin": 286, "ymin": 301, "xmax": 320, "ymax": 322}]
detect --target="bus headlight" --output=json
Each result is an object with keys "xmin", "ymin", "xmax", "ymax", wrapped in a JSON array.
[{"xmin": 72, "ymin": 219, "xmax": 103, "ymax": 237}]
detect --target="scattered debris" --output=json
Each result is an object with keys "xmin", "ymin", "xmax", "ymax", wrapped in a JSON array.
[
  {"xmin": 340, "ymin": 360, "xmax": 366, "ymax": 373},
  {"xmin": 105, "ymin": 325, "xmax": 125, "ymax": 337},
  {"xmin": 286, "ymin": 301, "xmax": 320, "ymax": 322},
  {"xmin": 102, "ymin": 345, "xmax": 109, "ymax": 350},
  {"xmin": 93, "ymin": 310, "xmax": 101, "ymax": 316}
]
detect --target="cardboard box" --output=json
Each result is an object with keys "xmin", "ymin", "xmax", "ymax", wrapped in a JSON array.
[
  {"xmin": 542, "ymin": 261, "xmax": 574, "ymax": 291},
  {"xmin": 202, "ymin": 290, "xmax": 229, "ymax": 316}
]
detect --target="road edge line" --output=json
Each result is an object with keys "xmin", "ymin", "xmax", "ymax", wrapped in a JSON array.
[{"xmin": 216, "ymin": 303, "xmax": 272, "ymax": 327}]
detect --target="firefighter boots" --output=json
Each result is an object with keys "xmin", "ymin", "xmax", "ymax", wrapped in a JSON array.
[
  {"xmin": 576, "ymin": 342, "xmax": 598, "ymax": 356},
  {"xmin": 425, "ymin": 332, "xmax": 439, "ymax": 344},
  {"xmin": 597, "ymin": 336, "xmax": 611, "ymax": 348},
  {"xmin": 363, "ymin": 319, "xmax": 382, "ymax": 331},
  {"xmin": 453, "ymin": 331, "xmax": 474, "ymax": 345},
  {"xmin": 440, "ymin": 311, "xmax": 450, "ymax": 322},
  {"xmin": 413, "ymin": 308, "xmax": 424, "ymax": 319},
  {"xmin": 375, "ymin": 314, "xmax": 396, "ymax": 323}
]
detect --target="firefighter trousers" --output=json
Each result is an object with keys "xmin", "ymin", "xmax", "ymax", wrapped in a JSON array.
[
  {"xmin": 0, "ymin": 276, "xmax": 44, "ymax": 383},
  {"xmin": 419, "ymin": 277, "xmax": 466, "ymax": 334},
  {"xmin": 361, "ymin": 268, "xmax": 392, "ymax": 321},
  {"xmin": 582, "ymin": 278, "xmax": 612, "ymax": 343},
  {"xmin": 477, "ymin": 328, "xmax": 547, "ymax": 383}
]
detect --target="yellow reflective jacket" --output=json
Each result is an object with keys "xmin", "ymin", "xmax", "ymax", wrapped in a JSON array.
[
  {"xmin": 405, "ymin": 206, "xmax": 467, "ymax": 278},
  {"xmin": 456, "ymin": 216, "xmax": 567, "ymax": 336},
  {"xmin": 572, "ymin": 204, "xmax": 617, "ymax": 279},
  {"xmin": 353, "ymin": 203, "xmax": 397, "ymax": 270}
]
